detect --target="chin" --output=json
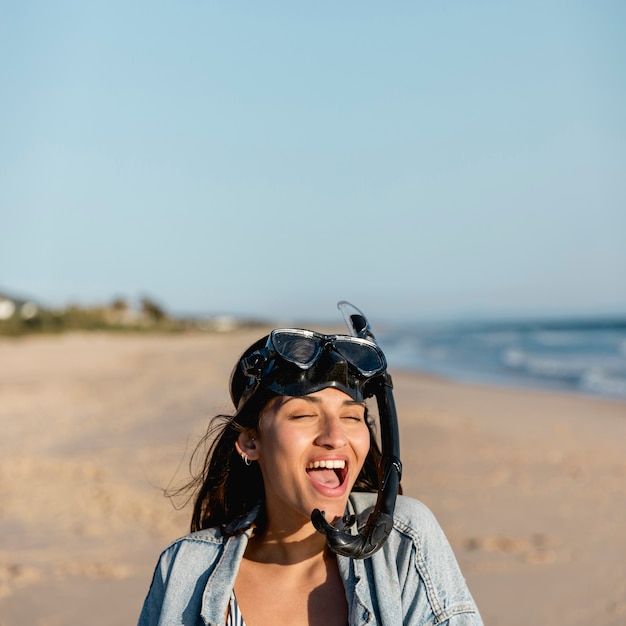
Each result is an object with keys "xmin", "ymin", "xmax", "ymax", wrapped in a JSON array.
[{"xmin": 307, "ymin": 494, "xmax": 351, "ymax": 524}]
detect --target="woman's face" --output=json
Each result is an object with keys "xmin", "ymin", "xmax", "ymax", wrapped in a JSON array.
[{"xmin": 244, "ymin": 387, "xmax": 371, "ymax": 531}]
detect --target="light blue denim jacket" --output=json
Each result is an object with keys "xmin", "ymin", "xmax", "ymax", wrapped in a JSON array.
[{"xmin": 138, "ymin": 493, "xmax": 483, "ymax": 626}]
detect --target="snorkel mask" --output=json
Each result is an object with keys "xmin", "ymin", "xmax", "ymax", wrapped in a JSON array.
[{"xmin": 230, "ymin": 301, "xmax": 402, "ymax": 559}]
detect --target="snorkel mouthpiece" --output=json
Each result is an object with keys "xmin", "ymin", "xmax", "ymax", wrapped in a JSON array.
[
  {"xmin": 230, "ymin": 301, "xmax": 402, "ymax": 559},
  {"xmin": 311, "ymin": 506, "xmax": 394, "ymax": 559}
]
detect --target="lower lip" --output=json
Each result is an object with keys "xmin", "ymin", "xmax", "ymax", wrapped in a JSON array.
[{"xmin": 306, "ymin": 471, "xmax": 349, "ymax": 497}]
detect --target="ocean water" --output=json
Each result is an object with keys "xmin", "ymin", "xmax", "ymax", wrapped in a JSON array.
[{"xmin": 376, "ymin": 317, "xmax": 626, "ymax": 400}]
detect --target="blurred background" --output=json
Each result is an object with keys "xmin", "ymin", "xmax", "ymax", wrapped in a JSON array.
[{"xmin": 2, "ymin": 5, "xmax": 626, "ymax": 624}]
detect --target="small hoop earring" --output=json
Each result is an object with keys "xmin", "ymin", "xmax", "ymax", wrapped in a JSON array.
[{"xmin": 241, "ymin": 452, "xmax": 251, "ymax": 466}]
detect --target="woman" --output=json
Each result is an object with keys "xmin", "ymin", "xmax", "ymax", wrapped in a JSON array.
[{"xmin": 138, "ymin": 303, "xmax": 483, "ymax": 626}]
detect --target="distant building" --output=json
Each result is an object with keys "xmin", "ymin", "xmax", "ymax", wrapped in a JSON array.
[
  {"xmin": 0, "ymin": 297, "xmax": 15, "ymax": 320},
  {"xmin": 0, "ymin": 290, "xmax": 40, "ymax": 320}
]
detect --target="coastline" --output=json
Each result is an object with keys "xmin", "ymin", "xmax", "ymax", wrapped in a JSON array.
[{"xmin": 1, "ymin": 331, "xmax": 625, "ymax": 625}]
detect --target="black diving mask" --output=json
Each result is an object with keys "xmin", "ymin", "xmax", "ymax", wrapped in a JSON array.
[
  {"xmin": 235, "ymin": 329, "xmax": 387, "ymax": 411},
  {"xmin": 230, "ymin": 301, "xmax": 402, "ymax": 559}
]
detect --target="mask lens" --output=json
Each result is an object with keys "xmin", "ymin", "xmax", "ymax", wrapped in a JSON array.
[
  {"xmin": 272, "ymin": 331, "xmax": 320, "ymax": 366},
  {"xmin": 333, "ymin": 339, "xmax": 385, "ymax": 374}
]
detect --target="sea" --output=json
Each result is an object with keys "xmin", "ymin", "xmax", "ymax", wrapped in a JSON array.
[{"xmin": 375, "ymin": 317, "xmax": 626, "ymax": 400}]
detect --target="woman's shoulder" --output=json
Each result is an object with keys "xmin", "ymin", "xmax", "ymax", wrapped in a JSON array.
[
  {"xmin": 349, "ymin": 492, "xmax": 452, "ymax": 553},
  {"xmin": 175, "ymin": 525, "xmax": 227, "ymax": 545},
  {"xmin": 139, "ymin": 525, "xmax": 251, "ymax": 625},
  {"xmin": 348, "ymin": 492, "xmax": 483, "ymax": 623},
  {"xmin": 160, "ymin": 506, "xmax": 260, "ymax": 557},
  {"xmin": 155, "ymin": 526, "xmax": 228, "ymax": 565}
]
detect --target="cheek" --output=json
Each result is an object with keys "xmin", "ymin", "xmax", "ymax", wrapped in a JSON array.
[
  {"xmin": 353, "ymin": 424, "xmax": 372, "ymax": 465},
  {"xmin": 255, "ymin": 423, "xmax": 306, "ymax": 477}
]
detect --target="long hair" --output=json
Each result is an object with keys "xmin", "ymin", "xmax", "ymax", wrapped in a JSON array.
[{"xmin": 179, "ymin": 402, "xmax": 383, "ymax": 534}]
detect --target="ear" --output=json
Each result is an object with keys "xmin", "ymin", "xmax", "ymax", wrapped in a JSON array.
[{"xmin": 235, "ymin": 430, "xmax": 259, "ymax": 461}]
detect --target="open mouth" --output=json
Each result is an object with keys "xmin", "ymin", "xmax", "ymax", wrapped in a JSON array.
[{"xmin": 306, "ymin": 459, "xmax": 348, "ymax": 490}]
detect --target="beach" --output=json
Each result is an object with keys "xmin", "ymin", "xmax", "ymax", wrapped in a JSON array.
[{"xmin": 1, "ymin": 331, "xmax": 625, "ymax": 626}]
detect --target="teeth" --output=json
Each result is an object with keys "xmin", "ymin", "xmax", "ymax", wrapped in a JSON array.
[{"xmin": 307, "ymin": 460, "xmax": 346, "ymax": 470}]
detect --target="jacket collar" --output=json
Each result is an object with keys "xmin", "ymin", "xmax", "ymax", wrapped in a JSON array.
[{"xmin": 221, "ymin": 502, "xmax": 262, "ymax": 536}]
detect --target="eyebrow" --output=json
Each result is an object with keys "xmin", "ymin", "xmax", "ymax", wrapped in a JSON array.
[{"xmin": 283, "ymin": 396, "xmax": 365, "ymax": 408}]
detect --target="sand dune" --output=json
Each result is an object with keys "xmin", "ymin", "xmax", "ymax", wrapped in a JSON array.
[{"xmin": 1, "ymin": 331, "xmax": 625, "ymax": 625}]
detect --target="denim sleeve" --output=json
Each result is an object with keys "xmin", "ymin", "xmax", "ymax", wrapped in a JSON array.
[
  {"xmin": 137, "ymin": 549, "xmax": 169, "ymax": 626},
  {"xmin": 390, "ymin": 497, "xmax": 484, "ymax": 625},
  {"xmin": 136, "ymin": 540, "xmax": 213, "ymax": 626}
]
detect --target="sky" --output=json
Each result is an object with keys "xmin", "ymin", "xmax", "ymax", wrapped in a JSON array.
[{"xmin": 2, "ymin": 1, "xmax": 625, "ymax": 324}]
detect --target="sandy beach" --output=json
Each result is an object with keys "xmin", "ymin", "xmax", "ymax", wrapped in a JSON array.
[{"xmin": 1, "ymin": 330, "xmax": 625, "ymax": 626}]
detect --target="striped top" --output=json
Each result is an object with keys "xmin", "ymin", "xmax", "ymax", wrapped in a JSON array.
[{"xmin": 226, "ymin": 591, "xmax": 246, "ymax": 626}]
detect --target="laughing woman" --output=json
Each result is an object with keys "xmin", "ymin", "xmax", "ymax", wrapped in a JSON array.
[{"xmin": 138, "ymin": 303, "xmax": 483, "ymax": 626}]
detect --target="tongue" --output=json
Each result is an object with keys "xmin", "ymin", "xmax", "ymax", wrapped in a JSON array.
[{"xmin": 308, "ymin": 468, "xmax": 340, "ymax": 488}]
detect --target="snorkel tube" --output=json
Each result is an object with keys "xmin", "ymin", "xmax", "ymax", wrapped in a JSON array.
[{"xmin": 310, "ymin": 301, "xmax": 402, "ymax": 559}]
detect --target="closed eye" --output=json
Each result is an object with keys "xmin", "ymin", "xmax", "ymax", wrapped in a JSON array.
[
  {"xmin": 342, "ymin": 414, "xmax": 364, "ymax": 422},
  {"xmin": 289, "ymin": 413, "xmax": 317, "ymax": 420}
]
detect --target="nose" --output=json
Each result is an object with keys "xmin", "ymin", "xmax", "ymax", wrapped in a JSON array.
[{"xmin": 314, "ymin": 413, "xmax": 348, "ymax": 449}]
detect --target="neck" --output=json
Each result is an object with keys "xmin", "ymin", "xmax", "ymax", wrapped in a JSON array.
[{"xmin": 246, "ymin": 517, "xmax": 331, "ymax": 566}]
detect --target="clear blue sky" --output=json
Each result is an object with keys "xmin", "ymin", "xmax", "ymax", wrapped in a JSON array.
[{"xmin": 2, "ymin": 1, "xmax": 625, "ymax": 322}]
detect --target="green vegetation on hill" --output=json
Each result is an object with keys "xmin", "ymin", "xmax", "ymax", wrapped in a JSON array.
[{"xmin": 0, "ymin": 296, "xmax": 195, "ymax": 336}]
